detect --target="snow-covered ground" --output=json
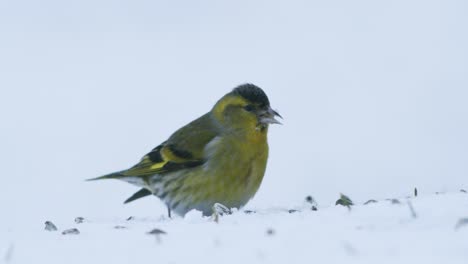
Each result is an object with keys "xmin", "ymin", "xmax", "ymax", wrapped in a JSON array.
[{"xmin": 2, "ymin": 192, "xmax": 467, "ymax": 264}]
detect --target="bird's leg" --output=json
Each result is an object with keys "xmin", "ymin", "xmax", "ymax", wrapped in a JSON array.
[{"xmin": 167, "ymin": 206, "xmax": 172, "ymax": 218}]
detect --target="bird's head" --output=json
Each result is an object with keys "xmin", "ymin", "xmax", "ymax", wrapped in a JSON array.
[{"xmin": 212, "ymin": 84, "xmax": 282, "ymax": 132}]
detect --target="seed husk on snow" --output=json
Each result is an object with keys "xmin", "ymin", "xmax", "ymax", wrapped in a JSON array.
[
  {"xmin": 44, "ymin": 221, "xmax": 58, "ymax": 231},
  {"xmin": 212, "ymin": 203, "xmax": 232, "ymax": 216},
  {"xmin": 266, "ymin": 228, "xmax": 275, "ymax": 236},
  {"xmin": 62, "ymin": 228, "xmax": 80, "ymax": 235},
  {"xmin": 147, "ymin": 228, "xmax": 167, "ymax": 235},
  {"xmin": 336, "ymin": 193, "xmax": 353, "ymax": 208},
  {"xmin": 455, "ymin": 218, "xmax": 468, "ymax": 230},
  {"xmin": 74, "ymin": 217, "xmax": 85, "ymax": 224},
  {"xmin": 147, "ymin": 228, "xmax": 167, "ymax": 242},
  {"xmin": 305, "ymin": 195, "xmax": 318, "ymax": 211},
  {"xmin": 364, "ymin": 199, "xmax": 377, "ymax": 205}
]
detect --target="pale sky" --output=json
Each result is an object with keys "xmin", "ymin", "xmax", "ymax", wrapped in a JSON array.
[{"xmin": 1, "ymin": 0, "xmax": 467, "ymax": 224}]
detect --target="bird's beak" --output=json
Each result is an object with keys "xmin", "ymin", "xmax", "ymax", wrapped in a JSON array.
[{"xmin": 259, "ymin": 107, "xmax": 282, "ymax": 125}]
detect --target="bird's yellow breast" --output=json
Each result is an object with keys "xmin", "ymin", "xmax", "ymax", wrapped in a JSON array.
[
  {"xmin": 201, "ymin": 130, "xmax": 269, "ymax": 206},
  {"xmin": 162, "ymin": 130, "xmax": 269, "ymax": 214}
]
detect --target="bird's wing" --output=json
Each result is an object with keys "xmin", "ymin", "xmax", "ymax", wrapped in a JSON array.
[
  {"xmin": 90, "ymin": 141, "xmax": 208, "ymax": 204},
  {"xmin": 90, "ymin": 113, "xmax": 218, "ymax": 178},
  {"xmin": 120, "ymin": 142, "xmax": 208, "ymax": 204},
  {"xmin": 89, "ymin": 113, "xmax": 219, "ymax": 203},
  {"xmin": 123, "ymin": 113, "xmax": 219, "ymax": 177},
  {"xmin": 120, "ymin": 142, "xmax": 206, "ymax": 177}
]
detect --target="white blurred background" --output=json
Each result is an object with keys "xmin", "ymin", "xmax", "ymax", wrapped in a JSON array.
[{"xmin": 1, "ymin": 0, "xmax": 467, "ymax": 227}]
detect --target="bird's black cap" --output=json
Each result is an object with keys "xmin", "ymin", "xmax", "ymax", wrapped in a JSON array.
[{"xmin": 231, "ymin": 84, "xmax": 270, "ymax": 108}]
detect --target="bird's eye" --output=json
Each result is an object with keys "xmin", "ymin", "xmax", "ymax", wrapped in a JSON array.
[{"xmin": 243, "ymin": 105, "xmax": 255, "ymax": 112}]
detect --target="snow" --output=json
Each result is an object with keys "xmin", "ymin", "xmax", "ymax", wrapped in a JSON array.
[{"xmin": 2, "ymin": 192, "xmax": 468, "ymax": 264}]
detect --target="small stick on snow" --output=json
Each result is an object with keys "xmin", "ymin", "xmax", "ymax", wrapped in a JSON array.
[
  {"xmin": 407, "ymin": 201, "xmax": 417, "ymax": 218},
  {"xmin": 3, "ymin": 244, "xmax": 14, "ymax": 263}
]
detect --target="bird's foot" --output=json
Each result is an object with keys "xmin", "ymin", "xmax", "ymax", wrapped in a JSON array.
[
  {"xmin": 211, "ymin": 203, "xmax": 232, "ymax": 223},
  {"xmin": 167, "ymin": 206, "xmax": 172, "ymax": 218}
]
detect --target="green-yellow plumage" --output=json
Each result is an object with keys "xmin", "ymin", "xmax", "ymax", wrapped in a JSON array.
[{"xmin": 89, "ymin": 84, "xmax": 281, "ymax": 216}]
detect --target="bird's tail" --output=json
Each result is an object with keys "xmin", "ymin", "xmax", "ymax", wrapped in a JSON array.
[
  {"xmin": 87, "ymin": 171, "xmax": 147, "ymax": 187},
  {"xmin": 124, "ymin": 188, "xmax": 152, "ymax": 204},
  {"xmin": 86, "ymin": 171, "xmax": 126, "ymax": 181}
]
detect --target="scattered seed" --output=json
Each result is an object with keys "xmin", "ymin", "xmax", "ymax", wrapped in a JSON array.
[
  {"xmin": 266, "ymin": 228, "xmax": 275, "ymax": 236},
  {"xmin": 288, "ymin": 209, "xmax": 299, "ymax": 214},
  {"xmin": 62, "ymin": 228, "xmax": 80, "ymax": 235},
  {"xmin": 74, "ymin": 217, "xmax": 85, "ymax": 224},
  {"xmin": 147, "ymin": 228, "xmax": 166, "ymax": 243},
  {"xmin": 44, "ymin": 221, "xmax": 58, "ymax": 231},
  {"xmin": 342, "ymin": 241, "xmax": 358, "ymax": 256},
  {"xmin": 414, "ymin": 188, "xmax": 418, "ymax": 197},
  {"xmin": 460, "ymin": 189, "xmax": 467, "ymax": 193},
  {"xmin": 305, "ymin": 195, "xmax": 319, "ymax": 210},
  {"xmin": 211, "ymin": 203, "xmax": 232, "ymax": 222},
  {"xmin": 147, "ymin": 228, "xmax": 167, "ymax": 235},
  {"xmin": 455, "ymin": 218, "xmax": 468, "ymax": 230},
  {"xmin": 126, "ymin": 216, "xmax": 134, "ymax": 221},
  {"xmin": 391, "ymin": 199, "xmax": 401, "ymax": 204},
  {"xmin": 364, "ymin": 199, "xmax": 377, "ymax": 205},
  {"xmin": 244, "ymin": 210, "xmax": 256, "ymax": 214},
  {"xmin": 114, "ymin": 225, "xmax": 127, "ymax": 229},
  {"xmin": 212, "ymin": 203, "xmax": 232, "ymax": 215}
]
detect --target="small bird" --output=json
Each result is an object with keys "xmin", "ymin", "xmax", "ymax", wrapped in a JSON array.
[{"xmin": 89, "ymin": 84, "xmax": 281, "ymax": 217}]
